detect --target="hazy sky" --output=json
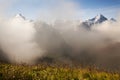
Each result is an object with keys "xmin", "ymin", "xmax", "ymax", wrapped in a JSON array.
[
  {"xmin": 3, "ymin": 0, "xmax": 120, "ymax": 20},
  {"xmin": 76, "ymin": 0, "xmax": 120, "ymax": 8}
]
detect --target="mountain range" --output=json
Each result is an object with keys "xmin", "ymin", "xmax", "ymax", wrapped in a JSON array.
[
  {"xmin": 80, "ymin": 14, "xmax": 116, "ymax": 29},
  {"xmin": 14, "ymin": 13, "xmax": 116, "ymax": 29}
]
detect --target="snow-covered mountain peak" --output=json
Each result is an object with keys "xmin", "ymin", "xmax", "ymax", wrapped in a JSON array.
[
  {"xmin": 95, "ymin": 14, "xmax": 102, "ymax": 20},
  {"xmin": 95, "ymin": 14, "xmax": 104, "ymax": 19},
  {"xmin": 94, "ymin": 14, "xmax": 105, "ymax": 22},
  {"xmin": 80, "ymin": 14, "xmax": 109, "ymax": 29},
  {"xmin": 14, "ymin": 13, "xmax": 26, "ymax": 20},
  {"xmin": 89, "ymin": 14, "xmax": 108, "ymax": 24}
]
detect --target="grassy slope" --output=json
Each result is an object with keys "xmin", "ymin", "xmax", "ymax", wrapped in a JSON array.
[{"xmin": 0, "ymin": 63, "xmax": 120, "ymax": 80}]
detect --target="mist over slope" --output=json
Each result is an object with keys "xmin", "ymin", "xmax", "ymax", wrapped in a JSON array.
[
  {"xmin": 0, "ymin": 0, "xmax": 120, "ymax": 71},
  {"xmin": 0, "ymin": 13, "xmax": 120, "ymax": 71},
  {"xmin": 0, "ymin": 14, "xmax": 42, "ymax": 64}
]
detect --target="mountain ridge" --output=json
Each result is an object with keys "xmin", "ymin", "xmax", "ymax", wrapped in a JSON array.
[{"xmin": 80, "ymin": 14, "xmax": 116, "ymax": 29}]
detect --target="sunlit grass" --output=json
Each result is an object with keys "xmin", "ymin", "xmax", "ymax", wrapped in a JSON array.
[{"xmin": 0, "ymin": 63, "xmax": 120, "ymax": 80}]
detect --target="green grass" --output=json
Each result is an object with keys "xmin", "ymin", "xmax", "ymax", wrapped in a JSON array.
[{"xmin": 0, "ymin": 63, "xmax": 120, "ymax": 80}]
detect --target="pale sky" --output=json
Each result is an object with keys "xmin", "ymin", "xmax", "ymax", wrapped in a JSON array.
[{"xmin": 1, "ymin": 0, "xmax": 120, "ymax": 20}]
